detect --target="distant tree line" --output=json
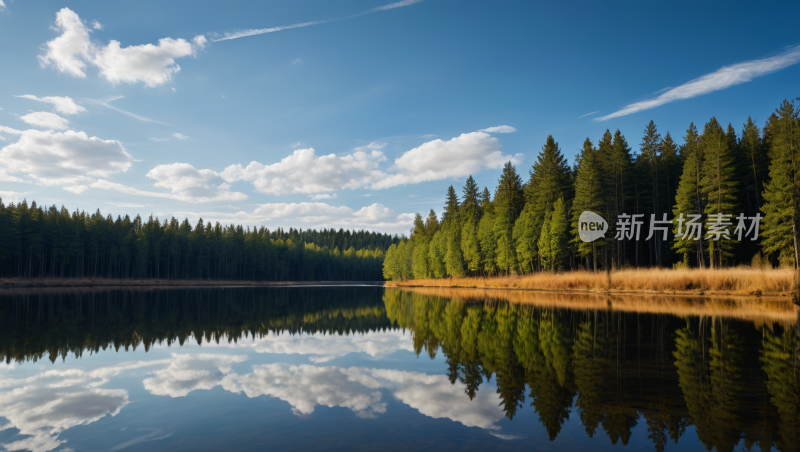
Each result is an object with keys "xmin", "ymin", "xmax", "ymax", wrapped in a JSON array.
[
  {"xmin": 384, "ymin": 98, "xmax": 800, "ymax": 280},
  {"xmin": 0, "ymin": 202, "xmax": 394, "ymax": 281}
]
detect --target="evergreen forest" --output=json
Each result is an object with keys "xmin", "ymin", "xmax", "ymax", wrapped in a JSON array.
[
  {"xmin": 384, "ymin": 98, "xmax": 800, "ymax": 280},
  {"xmin": 0, "ymin": 202, "xmax": 393, "ymax": 281}
]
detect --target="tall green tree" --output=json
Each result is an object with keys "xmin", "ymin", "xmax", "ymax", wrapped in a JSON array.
[
  {"xmin": 672, "ymin": 123, "xmax": 706, "ymax": 267},
  {"xmin": 494, "ymin": 162, "xmax": 524, "ymax": 274},
  {"xmin": 701, "ymin": 117, "xmax": 739, "ymax": 267},
  {"xmin": 762, "ymin": 99, "xmax": 800, "ymax": 267},
  {"xmin": 571, "ymin": 139, "xmax": 605, "ymax": 271}
]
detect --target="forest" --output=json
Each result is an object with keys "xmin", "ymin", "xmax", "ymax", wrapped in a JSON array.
[
  {"xmin": 383, "ymin": 98, "xmax": 800, "ymax": 280},
  {"xmin": 0, "ymin": 202, "xmax": 393, "ymax": 281}
]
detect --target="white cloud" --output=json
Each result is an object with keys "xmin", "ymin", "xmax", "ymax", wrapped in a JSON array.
[
  {"xmin": 39, "ymin": 8, "xmax": 206, "ymax": 87},
  {"xmin": 0, "ymin": 190, "xmax": 30, "ymax": 202},
  {"xmin": 16, "ymin": 95, "xmax": 87, "ymax": 115},
  {"xmin": 91, "ymin": 163, "xmax": 248, "ymax": 203},
  {"xmin": 290, "ymin": 142, "xmax": 305, "ymax": 149},
  {"xmin": 0, "ymin": 387, "xmax": 128, "ymax": 452},
  {"xmin": 201, "ymin": 330, "xmax": 413, "ymax": 363},
  {"xmin": 0, "ymin": 360, "xmax": 167, "ymax": 452},
  {"xmin": 91, "ymin": 20, "xmax": 103, "ymax": 30},
  {"xmin": 370, "ymin": 0, "xmax": 425, "ymax": 12},
  {"xmin": 222, "ymin": 364, "xmax": 387, "ymax": 418},
  {"xmin": 170, "ymin": 202, "xmax": 414, "ymax": 234},
  {"xmin": 213, "ymin": 0, "xmax": 424, "ymax": 42},
  {"xmin": 353, "ymin": 141, "xmax": 387, "ymax": 152},
  {"xmin": 0, "ymin": 129, "xmax": 133, "ymax": 188},
  {"xmin": 576, "ymin": 111, "xmax": 599, "ymax": 119},
  {"xmin": 20, "ymin": 112, "xmax": 70, "ymax": 130},
  {"xmin": 0, "ymin": 1, "xmax": 5, "ymax": 10},
  {"xmin": 478, "ymin": 125, "xmax": 516, "ymax": 134},
  {"xmin": 309, "ymin": 193, "xmax": 336, "ymax": 200},
  {"xmin": 596, "ymin": 44, "xmax": 800, "ymax": 121},
  {"xmin": 221, "ymin": 148, "xmax": 387, "ymax": 195},
  {"xmin": 143, "ymin": 353, "xmax": 247, "ymax": 398},
  {"xmin": 373, "ymin": 132, "xmax": 523, "ymax": 189},
  {"xmin": 150, "ymin": 132, "xmax": 189, "ymax": 142}
]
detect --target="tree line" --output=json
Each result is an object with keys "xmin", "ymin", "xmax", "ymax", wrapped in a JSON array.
[
  {"xmin": 0, "ymin": 201, "xmax": 395, "ymax": 281},
  {"xmin": 384, "ymin": 98, "xmax": 799, "ymax": 280}
]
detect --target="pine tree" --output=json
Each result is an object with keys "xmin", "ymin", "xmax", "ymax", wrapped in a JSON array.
[
  {"xmin": 701, "ymin": 117, "xmax": 739, "ymax": 267},
  {"xmin": 762, "ymin": 99, "xmax": 800, "ymax": 266},
  {"xmin": 428, "ymin": 229, "xmax": 447, "ymax": 278},
  {"xmin": 609, "ymin": 130, "xmax": 633, "ymax": 266},
  {"xmin": 461, "ymin": 175, "xmax": 481, "ymax": 221},
  {"xmin": 478, "ymin": 204, "xmax": 497, "ymax": 276},
  {"xmin": 494, "ymin": 162, "xmax": 523, "ymax": 274},
  {"xmin": 640, "ymin": 120, "xmax": 663, "ymax": 265},
  {"xmin": 548, "ymin": 197, "xmax": 569, "ymax": 271},
  {"xmin": 571, "ymin": 139, "xmax": 605, "ymax": 271},
  {"xmin": 461, "ymin": 219, "xmax": 481, "ymax": 274},
  {"xmin": 521, "ymin": 135, "xmax": 571, "ymax": 270},
  {"xmin": 672, "ymin": 123, "xmax": 706, "ymax": 267},
  {"xmin": 537, "ymin": 211, "xmax": 553, "ymax": 270},
  {"xmin": 741, "ymin": 117, "xmax": 767, "ymax": 216}
]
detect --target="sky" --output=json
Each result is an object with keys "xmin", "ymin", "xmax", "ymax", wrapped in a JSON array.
[{"xmin": 1, "ymin": 0, "xmax": 799, "ymax": 235}]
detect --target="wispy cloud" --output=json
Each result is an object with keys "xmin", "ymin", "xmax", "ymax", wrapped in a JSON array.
[
  {"xmin": 213, "ymin": 0, "xmax": 424, "ymax": 42},
  {"xmin": 577, "ymin": 111, "xmax": 599, "ymax": 119},
  {"xmin": 86, "ymin": 96, "xmax": 170, "ymax": 125},
  {"xmin": 596, "ymin": 44, "xmax": 800, "ymax": 121},
  {"xmin": 479, "ymin": 125, "xmax": 516, "ymax": 134}
]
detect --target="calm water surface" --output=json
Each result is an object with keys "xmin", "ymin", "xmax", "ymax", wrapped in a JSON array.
[{"xmin": 1, "ymin": 287, "xmax": 799, "ymax": 451}]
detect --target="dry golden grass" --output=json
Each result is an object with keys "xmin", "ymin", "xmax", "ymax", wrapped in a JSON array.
[
  {"xmin": 386, "ymin": 267, "xmax": 796, "ymax": 297},
  {"xmin": 388, "ymin": 286, "xmax": 799, "ymax": 325}
]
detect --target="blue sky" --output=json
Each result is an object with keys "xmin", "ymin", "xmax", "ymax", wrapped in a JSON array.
[{"xmin": 1, "ymin": 0, "xmax": 799, "ymax": 234}]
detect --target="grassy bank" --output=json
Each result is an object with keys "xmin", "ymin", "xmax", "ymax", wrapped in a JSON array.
[
  {"xmin": 0, "ymin": 278, "xmax": 383, "ymax": 289},
  {"xmin": 385, "ymin": 268, "xmax": 796, "ymax": 297}
]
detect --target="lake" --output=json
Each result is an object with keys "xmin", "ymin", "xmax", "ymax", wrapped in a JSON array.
[{"xmin": 1, "ymin": 286, "xmax": 798, "ymax": 451}]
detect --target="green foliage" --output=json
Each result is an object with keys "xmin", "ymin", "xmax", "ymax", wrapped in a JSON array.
[
  {"xmin": 700, "ymin": 117, "xmax": 739, "ymax": 266},
  {"xmin": 762, "ymin": 99, "xmax": 800, "ymax": 266},
  {"xmin": 0, "ymin": 200, "xmax": 388, "ymax": 281},
  {"xmin": 571, "ymin": 139, "xmax": 606, "ymax": 258}
]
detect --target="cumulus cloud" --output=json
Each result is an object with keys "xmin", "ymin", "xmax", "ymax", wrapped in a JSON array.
[
  {"xmin": 91, "ymin": 20, "xmax": 103, "ymax": 30},
  {"xmin": 170, "ymin": 202, "xmax": 414, "ymax": 234},
  {"xmin": 20, "ymin": 112, "xmax": 70, "ymax": 130},
  {"xmin": 478, "ymin": 125, "xmax": 516, "ymax": 134},
  {"xmin": 0, "ymin": 360, "xmax": 167, "ymax": 452},
  {"xmin": 0, "ymin": 386, "xmax": 129, "ymax": 452},
  {"xmin": 0, "ymin": 129, "xmax": 133, "ymax": 189},
  {"xmin": 221, "ymin": 148, "xmax": 386, "ymax": 195},
  {"xmin": 0, "ymin": 0, "xmax": 5, "ymax": 10},
  {"xmin": 596, "ymin": 44, "xmax": 800, "ymax": 121},
  {"xmin": 16, "ymin": 95, "xmax": 86, "ymax": 115},
  {"xmin": 38, "ymin": 8, "xmax": 206, "ymax": 87},
  {"xmin": 91, "ymin": 163, "xmax": 248, "ymax": 203},
  {"xmin": 373, "ymin": 132, "xmax": 523, "ymax": 189},
  {"xmin": 143, "ymin": 353, "xmax": 247, "ymax": 397},
  {"xmin": 0, "ymin": 190, "xmax": 29, "ymax": 202},
  {"xmin": 222, "ymin": 364, "xmax": 387, "ymax": 418},
  {"xmin": 172, "ymin": 132, "xmax": 189, "ymax": 140},
  {"xmin": 309, "ymin": 193, "xmax": 336, "ymax": 200},
  {"xmin": 201, "ymin": 330, "xmax": 413, "ymax": 363}
]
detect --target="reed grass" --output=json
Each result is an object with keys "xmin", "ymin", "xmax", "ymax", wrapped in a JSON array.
[{"xmin": 385, "ymin": 267, "xmax": 796, "ymax": 297}]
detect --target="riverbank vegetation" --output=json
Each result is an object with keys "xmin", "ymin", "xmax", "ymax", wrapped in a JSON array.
[
  {"xmin": 386, "ymin": 267, "xmax": 795, "ymax": 297},
  {"xmin": 384, "ymin": 98, "xmax": 800, "ymax": 281},
  {"xmin": 0, "ymin": 202, "xmax": 392, "ymax": 281}
]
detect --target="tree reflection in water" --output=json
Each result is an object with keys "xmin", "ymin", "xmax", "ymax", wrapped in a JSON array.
[{"xmin": 1, "ymin": 286, "xmax": 799, "ymax": 451}]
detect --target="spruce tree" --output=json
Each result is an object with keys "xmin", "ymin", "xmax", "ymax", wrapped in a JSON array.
[
  {"xmin": 548, "ymin": 197, "xmax": 569, "ymax": 271},
  {"xmin": 762, "ymin": 99, "xmax": 800, "ymax": 266},
  {"xmin": 478, "ymin": 203, "xmax": 497, "ymax": 275},
  {"xmin": 609, "ymin": 130, "xmax": 633, "ymax": 265},
  {"xmin": 494, "ymin": 162, "xmax": 523, "ymax": 274},
  {"xmin": 639, "ymin": 120, "xmax": 663, "ymax": 265},
  {"xmin": 537, "ymin": 211, "xmax": 553, "ymax": 270},
  {"xmin": 521, "ymin": 135, "xmax": 571, "ymax": 269},
  {"xmin": 741, "ymin": 117, "xmax": 767, "ymax": 215},
  {"xmin": 571, "ymin": 138, "xmax": 605, "ymax": 271},
  {"xmin": 700, "ymin": 117, "xmax": 739, "ymax": 267},
  {"xmin": 672, "ymin": 123, "xmax": 705, "ymax": 267}
]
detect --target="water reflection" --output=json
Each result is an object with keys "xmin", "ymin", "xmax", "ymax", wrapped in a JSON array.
[{"xmin": 0, "ymin": 286, "xmax": 798, "ymax": 451}]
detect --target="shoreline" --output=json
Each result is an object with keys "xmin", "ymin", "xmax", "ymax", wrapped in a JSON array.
[{"xmin": 0, "ymin": 278, "xmax": 384, "ymax": 289}]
